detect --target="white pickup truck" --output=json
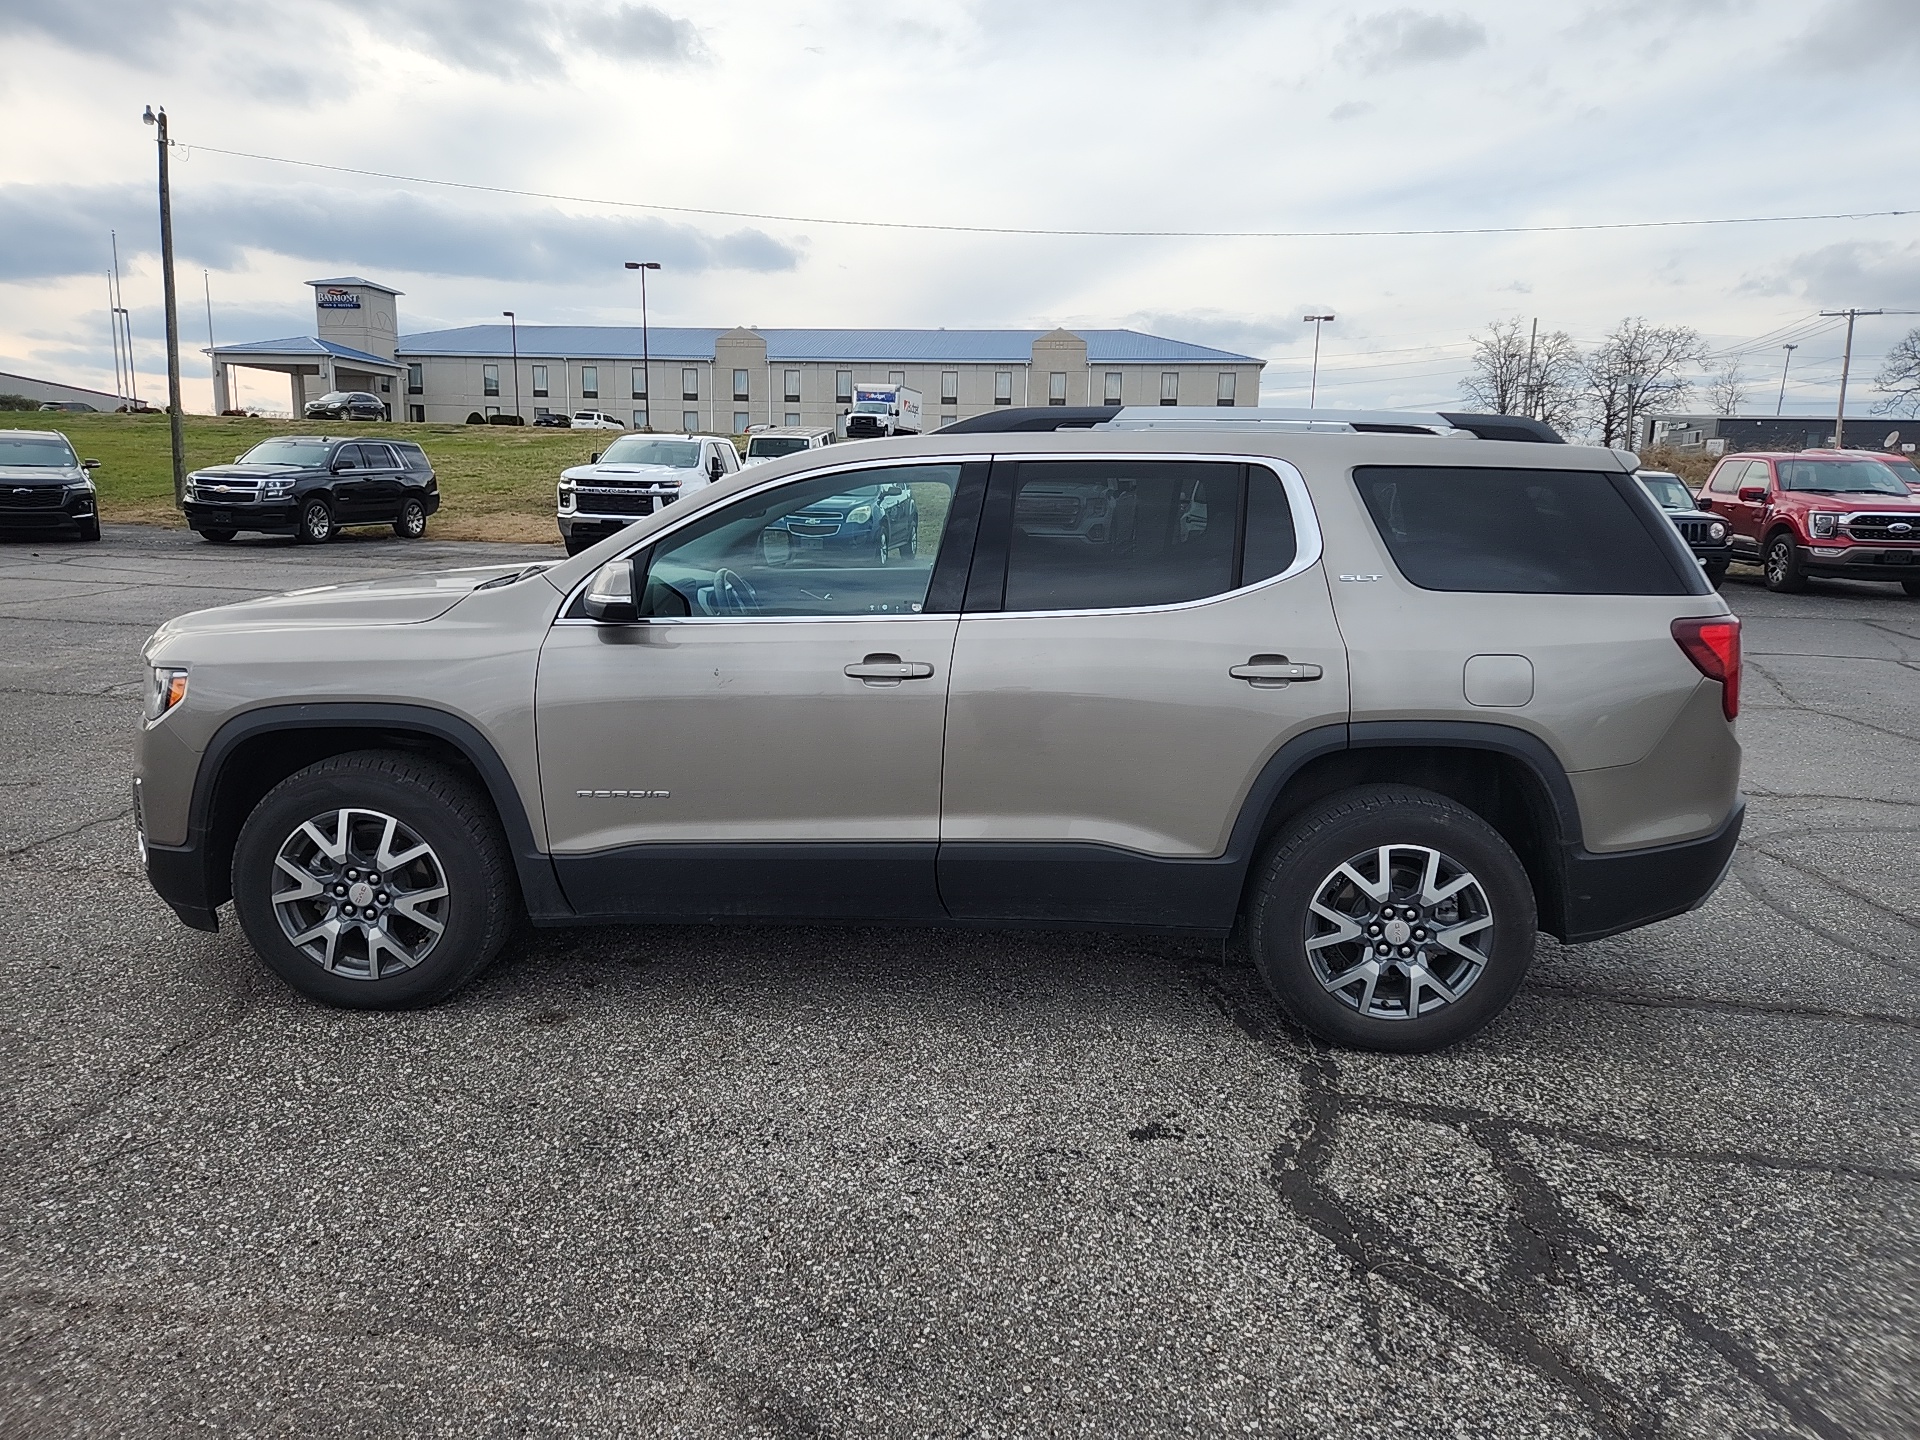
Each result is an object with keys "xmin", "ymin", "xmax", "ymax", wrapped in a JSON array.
[{"xmin": 569, "ymin": 410, "xmax": 625, "ymax": 431}]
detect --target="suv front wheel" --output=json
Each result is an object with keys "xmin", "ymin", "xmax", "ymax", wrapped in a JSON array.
[
  {"xmin": 1245, "ymin": 786, "xmax": 1537, "ymax": 1053},
  {"xmin": 297, "ymin": 497, "xmax": 336, "ymax": 544},
  {"xmin": 231, "ymin": 751, "xmax": 517, "ymax": 1008}
]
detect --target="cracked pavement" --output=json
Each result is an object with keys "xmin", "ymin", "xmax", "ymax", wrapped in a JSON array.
[{"xmin": 1, "ymin": 528, "xmax": 1915, "ymax": 1438}]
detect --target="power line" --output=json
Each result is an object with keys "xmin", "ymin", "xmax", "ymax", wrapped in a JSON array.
[{"xmin": 181, "ymin": 141, "xmax": 1920, "ymax": 242}]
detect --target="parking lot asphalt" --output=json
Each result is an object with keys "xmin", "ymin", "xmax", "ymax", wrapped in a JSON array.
[{"xmin": 0, "ymin": 525, "xmax": 1914, "ymax": 1439}]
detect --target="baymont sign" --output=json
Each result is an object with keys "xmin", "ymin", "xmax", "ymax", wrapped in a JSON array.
[{"xmin": 316, "ymin": 287, "xmax": 361, "ymax": 310}]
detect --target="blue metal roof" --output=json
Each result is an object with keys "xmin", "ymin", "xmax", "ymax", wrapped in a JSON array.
[
  {"xmin": 210, "ymin": 336, "xmax": 402, "ymax": 368},
  {"xmin": 396, "ymin": 325, "xmax": 1260, "ymax": 364}
]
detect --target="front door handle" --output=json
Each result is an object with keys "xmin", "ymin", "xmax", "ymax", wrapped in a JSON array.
[
  {"xmin": 1230, "ymin": 655, "xmax": 1323, "ymax": 687},
  {"xmin": 845, "ymin": 653, "xmax": 936, "ymax": 685}
]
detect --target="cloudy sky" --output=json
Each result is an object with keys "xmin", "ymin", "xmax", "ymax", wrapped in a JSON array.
[{"xmin": 3, "ymin": 0, "xmax": 1918, "ymax": 419}]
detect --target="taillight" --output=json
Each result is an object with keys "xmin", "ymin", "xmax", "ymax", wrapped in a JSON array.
[{"xmin": 1672, "ymin": 615, "xmax": 1741, "ymax": 721}]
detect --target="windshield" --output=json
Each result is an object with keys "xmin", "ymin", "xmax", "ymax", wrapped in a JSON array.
[
  {"xmin": 1777, "ymin": 458, "xmax": 1911, "ymax": 496},
  {"xmin": 851, "ymin": 401, "xmax": 892, "ymax": 414},
  {"xmin": 238, "ymin": 439, "xmax": 333, "ymax": 468},
  {"xmin": 747, "ymin": 436, "xmax": 813, "ymax": 458},
  {"xmin": 1637, "ymin": 474, "xmax": 1693, "ymax": 511},
  {"xmin": 597, "ymin": 437, "xmax": 698, "ymax": 467},
  {"xmin": 0, "ymin": 435, "xmax": 79, "ymax": 468}
]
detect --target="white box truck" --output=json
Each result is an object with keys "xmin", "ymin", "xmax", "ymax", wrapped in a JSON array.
[{"xmin": 845, "ymin": 383, "xmax": 923, "ymax": 438}]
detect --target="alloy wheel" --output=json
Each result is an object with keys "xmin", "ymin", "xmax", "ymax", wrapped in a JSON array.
[
  {"xmin": 270, "ymin": 807, "xmax": 450, "ymax": 980},
  {"xmin": 1303, "ymin": 844, "xmax": 1494, "ymax": 1020}
]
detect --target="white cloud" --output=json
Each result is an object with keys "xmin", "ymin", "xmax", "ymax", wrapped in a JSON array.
[{"xmin": 1335, "ymin": 9, "xmax": 1488, "ymax": 72}]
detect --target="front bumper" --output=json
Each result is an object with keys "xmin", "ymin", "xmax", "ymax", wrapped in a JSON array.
[
  {"xmin": 0, "ymin": 488, "xmax": 94, "ymax": 530},
  {"xmin": 1688, "ymin": 539, "xmax": 1734, "ymax": 567},
  {"xmin": 183, "ymin": 499, "xmax": 299, "ymax": 533},
  {"xmin": 1553, "ymin": 797, "xmax": 1745, "ymax": 943},
  {"xmin": 1802, "ymin": 545, "xmax": 1920, "ymax": 578}
]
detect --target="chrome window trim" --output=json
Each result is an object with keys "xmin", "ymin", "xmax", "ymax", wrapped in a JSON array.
[{"xmin": 554, "ymin": 450, "xmax": 1323, "ymax": 625}]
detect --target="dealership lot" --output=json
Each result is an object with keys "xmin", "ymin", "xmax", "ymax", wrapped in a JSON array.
[{"xmin": 0, "ymin": 528, "xmax": 1914, "ymax": 1438}]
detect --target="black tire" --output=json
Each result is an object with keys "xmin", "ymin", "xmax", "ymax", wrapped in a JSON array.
[
  {"xmin": 1904, "ymin": 579, "xmax": 1920, "ymax": 598},
  {"xmin": 1763, "ymin": 531, "xmax": 1807, "ymax": 593},
  {"xmin": 297, "ymin": 497, "xmax": 336, "ymax": 544},
  {"xmin": 1702, "ymin": 559, "xmax": 1727, "ymax": 588},
  {"xmin": 394, "ymin": 497, "xmax": 428, "ymax": 539},
  {"xmin": 76, "ymin": 516, "xmax": 101, "ymax": 542},
  {"xmin": 199, "ymin": 528, "xmax": 237, "ymax": 543},
  {"xmin": 231, "ymin": 751, "xmax": 518, "ymax": 1009},
  {"xmin": 1244, "ymin": 785, "xmax": 1537, "ymax": 1053}
]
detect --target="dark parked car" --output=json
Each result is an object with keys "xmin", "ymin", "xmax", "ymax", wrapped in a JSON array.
[
  {"xmin": 1637, "ymin": 468, "xmax": 1733, "ymax": 586},
  {"xmin": 302, "ymin": 390, "xmax": 388, "ymax": 422},
  {"xmin": 762, "ymin": 478, "xmax": 919, "ymax": 564},
  {"xmin": 0, "ymin": 429, "xmax": 100, "ymax": 540},
  {"xmin": 184, "ymin": 436, "xmax": 440, "ymax": 544},
  {"xmin": 532, "ymin": 412, "xmax": 573, "ymax": 428}
]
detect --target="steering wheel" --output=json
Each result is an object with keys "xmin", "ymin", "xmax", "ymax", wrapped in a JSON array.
[{"xmin": 712, "ymin": 567, "xmax": 761, "ymax": 616}]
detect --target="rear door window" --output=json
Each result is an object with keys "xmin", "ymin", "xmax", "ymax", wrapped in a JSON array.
[
  {"xmin": 990, "ymin": 460, "xmax": 1295, "ymax": 612},
  {"xmin": 1353, "ymin": 465, "xmax": 1699, "ymax": 596}
]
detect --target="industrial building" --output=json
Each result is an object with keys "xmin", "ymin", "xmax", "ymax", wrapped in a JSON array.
[
  {"xmin": 208, "ymin": 278, "xmax": 1267, "ymax": 431},
  {"xmin": 1643, "ymin": 413, "xmax": 1917, "ymax": 455}
]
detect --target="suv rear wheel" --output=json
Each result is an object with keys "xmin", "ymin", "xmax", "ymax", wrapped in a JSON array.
[
  {"xmin": 231, "ymin": 751, "xmax": 517, "ymax": 1008},
  {"xmin": 1763, "ymin": 532, "xmax": 1807, "ymax": 593},
  {"xmin": 1245, "ymin": 786, "xmax": 1537, "ymax": 1053},
  {"xmin": 394, "ymin": 497, "xmax": 428, "ymax": 539}
]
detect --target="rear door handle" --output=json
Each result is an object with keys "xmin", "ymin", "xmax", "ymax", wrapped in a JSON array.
[
  {"xmin": 845, "ymin": 653, "xmax": 936, "ymax": 685},
  {"xmin": 1230, "ymin": 655, "xmax": 1323, "ymax": 687}
]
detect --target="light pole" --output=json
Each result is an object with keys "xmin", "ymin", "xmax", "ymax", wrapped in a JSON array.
[
  {"xmin": 1820, "ymin": 308, "xmax": 1882, "ymax": 448},
  {"xmin": 142, "ymin": 105, "xmax": 186, "ymax": 505},
  {"xmin": 1775, "ymin": 343, "xmax": 1798, "ymax": 416},
  {"xmin": 502, "ymin": 310, "xmax": 521, "ymax": 422},
  {"xmin": 624, "ymin": 261, "xmax": 660, "ymax": 430},
  {"xmin": 1303, "ymin": 313, "xmax": 1335, "ymax": 409}
]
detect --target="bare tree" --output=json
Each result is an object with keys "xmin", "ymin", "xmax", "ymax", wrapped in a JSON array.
[
  {"xmin": 1581, "ymin": 318, "xmax": 1706, "ymax": 447},
  {"xmin": 1706, "ymin": 356, "xmax": 1748, "ymax": 416},
  {"xmin": 1873, "ymin": 327, "xmax": 1920, "ymax": 416},
  {"xmin": 1525, "ymin": 329, "xmax": 1585, "ymax": 436},
  {"xmin": 1460, "ymin": 317, "xmax": 1530, "ymax": 413}
]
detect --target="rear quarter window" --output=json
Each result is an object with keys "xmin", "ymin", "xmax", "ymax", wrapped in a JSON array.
[{"xmin": 1353, "ymin": 465, "xmax": 1702, "ymax": 596}]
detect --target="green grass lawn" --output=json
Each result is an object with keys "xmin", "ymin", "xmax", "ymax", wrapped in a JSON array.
[{"xmin": 1, "ymin": 412, "xmax": 603, "ymax": 541}]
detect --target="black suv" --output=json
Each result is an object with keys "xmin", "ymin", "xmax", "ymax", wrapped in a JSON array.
[
  {"xmin": 184, "ymin": 436, "xmax": 440, "ymax": 544},
  {"xmin": 1637, "ymin": 469, "xmax": 1733, "ymax": 586},
  {"xmin": 302, "ymin": 391, "xmax": 388, "ymax": 421}
]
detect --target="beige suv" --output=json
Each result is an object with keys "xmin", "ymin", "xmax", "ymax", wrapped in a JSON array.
[{"xmin": 136, "ymin": 418, "xmax": 1744, "ymax": 1052}]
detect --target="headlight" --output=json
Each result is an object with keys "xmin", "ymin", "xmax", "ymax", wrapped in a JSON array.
[
  {"xmin": 847, "ymin": 505, "xmax": 873, "ymax": 524},
  {"xmin": 558, "ymin": 483, "xmax": 576, "ymax": 511},
  {"xmin": 1809, "ymin": 511, "xmax": 1842, "ymax": 538},
  {"xmin": 144, "ymin": 666, "xmax": 188, "ymax": 724},
  {"xmin": 261, "ymin": 478, "xmax": 295, "ymax": 499},
  {"xmin": 1708, "ymin": 521, "xmax": 1727, "ymax": 540}
]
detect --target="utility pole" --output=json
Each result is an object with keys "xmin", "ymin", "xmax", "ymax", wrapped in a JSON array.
[
  {"xmin": 1775, "ymin": 344, "xmax": 1797, "ymax": 417},
  {"xmin": 503, "ymin": 311, "xmax": 521, "ymax": 421},
  {"xmin": 625, "ymin": 261, "xmax": 661, "ymax": 430},
  {"xmin": 106, "ymin": 271, "xmax": 124, "ymax": 405},
  {"xmin": 1303, "ymin": 313, "xmax": 1335, "ymax": 409},
  {"xmin": 143, "ymin": 105, "xmax": 186, "ymax": 505},
  {"xmin": 1522, "ymin": 316, "xmax": 1539, "ymax": 418},
  {"xmin": 110, "ymin": 230, "xmax": 137, "ymax": 409},
  {"xmin": 1820, "ymin": 308, "xmax": 1882, "ymax": 448}
]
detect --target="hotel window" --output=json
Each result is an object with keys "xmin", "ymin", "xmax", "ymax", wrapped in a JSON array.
[
  {"xmin": 483, "ymin": 363, "xmax": 500, "ymax": 397},
  {"xmin": 836, "ymin": 370, "xmax": 853, "ymax": 404},
  {"xmin": 378, "ymin": 377, "xmax": 391, "ymax": 394},
  {"xmin": 994, "ymin": 371, "xmax": 1012, "ymax": 406},
  {"xmin": 1160, "ymin": 372, "xmax": 1179, "ymax": 406},
  {"xmin": 531, "ymin": 364, "xmax": 548, "ymax": 398},
  {"xmin": 941, "ymin": 414, "xmax": 957, "ymax": 428},
  {"xmin": 406, "ymin": 363, "xmax": 422, "ymax": 395},
  {"xmin": 784, "ymin": 369, "xmax": 801, "ymax": 403},
  {"xmin": 682, "ymin": 368, "xmax": 700, "ymax": 401},
  {"xmin": 785, "ymin": 412, "xmax": 801, "ymax": 427},
  {"xmin": 734, "ymin": 411, "xmax": 750, "ymax": 433},
  {"xmin": 632, "ymin": 408, "xmax": 648, "ymax": 428},
  {"xmin": 407, "ymin": 404, "xmax": 425, "ymax": 422},
  {"xmin": 682, "ymin": 410, "xmax": 699, "ymax": 431},
  {"xmin": 630, "ymin": 366, "xmax": 645, "ymax": 399},
  {"xmin": 1048, "ymin": 372, "xmax": 1067, "ymax": 406},
  {"xmin": 733, "ymin": 369, "xmax": 749, "ymax": 402},
  {"xmin": 581, "ymin": 366, "xmax": 599, "ymax": 400},
  {"xmin": 1217, "ymin": 372, "xmax": 1236, "ymax": 406},
  {"xmin": 1103, "ymin": 372, "xmax": 1122, "ymax": 406},
  {"xmin": 888, "ymin": 370, "xmax": 905, "ymax": 387},
  {"xmin": 940, "ymin": 371, "xmax": 958, "ymax": 404}
]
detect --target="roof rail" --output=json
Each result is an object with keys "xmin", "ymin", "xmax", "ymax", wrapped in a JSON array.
[
  {"xmin": 937, "ymin": 406, "xmax": 1565, "ymax": 443},
  {"xmin": 934, "ymin": 407, "xmax": 1115, "ymax": 434}
]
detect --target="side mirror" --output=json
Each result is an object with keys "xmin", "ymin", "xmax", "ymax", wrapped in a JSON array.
[
  {"xmin": 708, "ymin": 456, "xmax": 726, "ymax": 479},
  {"xmin": 589, "ymin": 451, "xmax": 602, "ymax": 464},
  {"xmin": 583, "ymin": 557, "xmax": 638, "ymax": 622},
  {"xmin": 1737, "ymin": 486, "xmax": 1766, "ymax": 502},
  {"xmin": 333, "ymin": 460, "xmax": 355, "ymax": 473},
  {"xmin": 82, "ymin": 459, "xmax": 99, "ymax": 471}
]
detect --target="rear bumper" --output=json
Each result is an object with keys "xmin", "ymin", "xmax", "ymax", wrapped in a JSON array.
[{"xmin": 1553, "ymin": 797, "xmax": 1745, "ymax": 943}]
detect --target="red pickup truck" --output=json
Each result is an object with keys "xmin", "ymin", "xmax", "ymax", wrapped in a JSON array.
[{"xmin": 1695, "ymin": 450, "xmax": 1920, "ymax": 594}]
